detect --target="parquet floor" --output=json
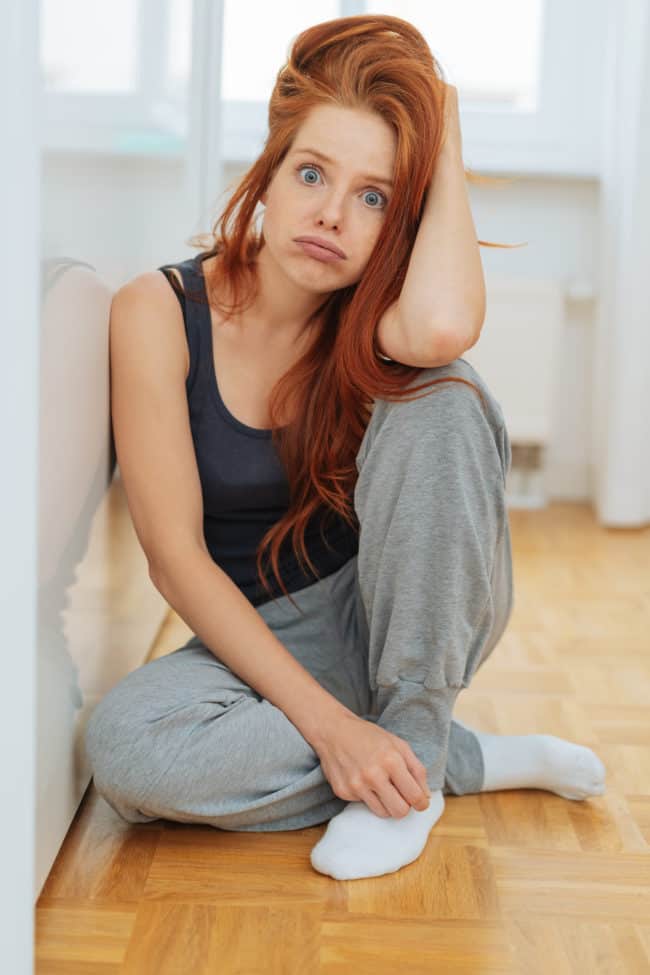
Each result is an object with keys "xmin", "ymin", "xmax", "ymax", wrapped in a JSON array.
[{"xmin": 35, "ymin": 502, "xmax": 650, "ymax": 973}]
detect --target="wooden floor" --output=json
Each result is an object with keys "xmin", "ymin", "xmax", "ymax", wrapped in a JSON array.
[{"xmin": 35, "ymin": 502, "xmax": 650, "ymax": 974}]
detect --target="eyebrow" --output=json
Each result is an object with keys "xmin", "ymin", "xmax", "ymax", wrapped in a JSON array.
[{"xmin": 292, "ymin": 146, "xmax": 394, "ymax": 189}]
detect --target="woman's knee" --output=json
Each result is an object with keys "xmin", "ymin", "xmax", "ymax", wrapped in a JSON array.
[
  {"xmin": 85, "ymin": 690, "xmax": 141, "ymax": 808},
  {"xmin": 395, "ymin": 372, "xmax": 492, "ymax": 435},
  {"xmin": 84, "ymin": 658, "xmax": 247, "ymax": 819},
  {"xmin": 84, "ymin": 653, "xmax": 188, "ymax": 793}
]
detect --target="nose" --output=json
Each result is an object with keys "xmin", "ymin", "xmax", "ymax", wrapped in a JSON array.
[{"xmin": 316, "ymin": 192, "xmax": 344, "ymax": 230}]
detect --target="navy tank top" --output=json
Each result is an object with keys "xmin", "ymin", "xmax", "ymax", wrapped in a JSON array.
[{"xmin": 157, "ymin": 253, "xmax": 359, "ymax": 607}]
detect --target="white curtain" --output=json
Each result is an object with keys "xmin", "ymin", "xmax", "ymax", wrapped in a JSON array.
[{"xmin": 592, "ymin": 0, "xmax": 650, "ymax": 526}]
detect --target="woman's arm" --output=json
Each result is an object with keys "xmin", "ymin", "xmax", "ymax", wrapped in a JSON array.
[{"xmin": 396, "ymin": 85, "xmax": 486, "ymax": 357}]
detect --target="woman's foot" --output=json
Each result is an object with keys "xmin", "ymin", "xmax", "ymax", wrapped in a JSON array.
[
  {"xmin": 456, "ymin": 721, "xmax": 607, "ymax": 799},
  {"xmin": 310, "ymin": 789, "xmax": 446, "ymax": 880}
]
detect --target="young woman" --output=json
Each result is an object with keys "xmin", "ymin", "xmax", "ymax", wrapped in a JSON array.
[{"xmin": 85, "ymin": 15, "xmax": 606, "ymax": 881}]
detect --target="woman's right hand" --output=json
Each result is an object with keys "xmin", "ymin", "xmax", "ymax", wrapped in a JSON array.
[{"xmin": 313, "ymin": 712, "xmax": 432, "ymax": 819}]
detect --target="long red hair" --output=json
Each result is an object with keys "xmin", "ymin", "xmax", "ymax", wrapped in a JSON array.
[{"xmin": 179, "ymin": 14, "xmax": 525, "ymax": 610}]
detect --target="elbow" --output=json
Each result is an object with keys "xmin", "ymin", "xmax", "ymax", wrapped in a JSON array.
[
  {"xmin": 148, "ymin": 540, "xmax": 210, "ymax": 597},
  {"xmin": 428, "ymin": 313, "xmax": 484, "ymax": 362},
  {"xmin": 418, "ymin": 322, "xmax": 476, "ymax": 367},
  {"xmin": 148, "ymin": 552, "xmax": 176, "ymax": 595}
]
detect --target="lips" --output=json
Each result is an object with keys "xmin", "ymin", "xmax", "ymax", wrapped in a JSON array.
[{"xmin": 294, "ymin": 236, "xmax": 346, "ymax": 259}]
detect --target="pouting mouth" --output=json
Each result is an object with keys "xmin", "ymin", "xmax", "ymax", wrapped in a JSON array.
[{"xmin": 294, "ymin": 236, "xmax": 347, "ymax": 259}]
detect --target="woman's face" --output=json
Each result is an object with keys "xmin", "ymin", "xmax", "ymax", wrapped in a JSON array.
[{"xmin": 260, "ymin": 104, "xmax": 397, "ymax": 294}]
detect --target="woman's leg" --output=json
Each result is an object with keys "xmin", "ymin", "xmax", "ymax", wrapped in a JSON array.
[
  {"xmin": 83, "ymin": 565, "xmax": 369, "ymax": 833},
  {"xmin": 350, "ymin": 361, "xmax": 513, "ymax": 792},
  {"xmin": 350, "ymin": 361, "xmax": 606, "ymax": 799},
  {"xmin": 311, "ymin": 359, "xmax": 592, "ymax": 881},
  {"xmin": 310, "ymin": 360, "xmax": 514, "ymax": 878}
]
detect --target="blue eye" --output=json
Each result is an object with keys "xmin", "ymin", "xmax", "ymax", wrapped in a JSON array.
[
  {"xmin": 296, "ymin": 163, "xmax": 387, "ymax": 209},
  {"xmin": 362, "ymin": 189, "xmax": 385, "ymax": 209},
  {"xmin": 297, "ymin": 164, "xmax": 321, "ymax": 185}
]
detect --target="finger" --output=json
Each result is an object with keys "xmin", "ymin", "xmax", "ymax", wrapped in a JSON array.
[
  {"xmin": 405, "ymin": 750, "xmax": 431, "ymax": 798},
  {"xmin": 395, "ymin": 739, "xmax": 430, "ymax": 797},
  {"xmin": 362, "ymin": 788, "xmax": 391, "ymax": 818},
  {"xmin": 371, "ymin": 762, "xmax": 413, "ymax": 818},
  {"xmin": 395, "ymin": 757, "xmax": 431, "ymax": 810},
  {"xmin": 371, "ymin": 769, "xmax": 414, "ymax": 819},
  {"xmin": 377, "ymin": 782, "xmax": 411, "ymax": 819}
]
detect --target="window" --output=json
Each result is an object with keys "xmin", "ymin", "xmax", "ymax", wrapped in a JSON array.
[
  {"xmin": 219, "ymin": 0, "xmax": 607, "ymax": 177},
  {"xmin": 222, "ymin": 1, "xmax": 339, "ymax": 102},
  {"xmin": 42, "ymin": 0, "xmax": 139, "ymax": 92},
  {"xmin": 41, "ymin": 0, "xmax": 607, "ymax": 177},
  {"xmin": 41, "ymin": 0, "xmax": 192, "ymax": 155},
  {"xmin": 366, "ymin": 0, "xmax": 544, "ymax": 110}
]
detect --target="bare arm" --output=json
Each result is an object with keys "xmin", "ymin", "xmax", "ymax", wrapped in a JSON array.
[
  {"xmin": 151, "ymin": 548, "xmax": 351, "ymax": 749},
  {"xmin": 396, "ymin": 85, "xmax": 486, "ymax": 353}
]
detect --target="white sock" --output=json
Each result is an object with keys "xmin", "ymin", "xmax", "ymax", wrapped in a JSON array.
[
  {"xmin": 310, "ymin": 790, "xmax": 445, "ymax": 881},
  {"xmin": 456, "ymin": 721, "xmax": 607, "ymax": 799}
]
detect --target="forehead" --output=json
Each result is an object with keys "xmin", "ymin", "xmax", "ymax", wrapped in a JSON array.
[{"xmin": 291, "ymin": 104, "xmax": 396, "ymax": 178}]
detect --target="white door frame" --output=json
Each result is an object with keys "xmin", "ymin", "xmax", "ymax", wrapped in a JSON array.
[{"xmin": 0, "ymin": 0, "xmax": 40, "ymax": 971}]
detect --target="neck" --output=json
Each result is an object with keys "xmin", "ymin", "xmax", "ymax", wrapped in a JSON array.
[{"xmin": 244, "ymin": 242, "xmax": 327, "ymax": 342}]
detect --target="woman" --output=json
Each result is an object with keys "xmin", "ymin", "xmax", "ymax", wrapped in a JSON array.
[{"xmin": 85, "ymin": 15, "xmax": 606, "ymax": 881}]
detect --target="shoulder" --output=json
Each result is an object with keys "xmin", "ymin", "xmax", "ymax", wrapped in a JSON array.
[
  {"xmin": 110, "ymin": 270, "xmax": 190, "ymax": 379},
  {"xmin": 112, "ymin": 269, "xmax": 189, "ymax": 325},
  {"xmin": 115, "ymin": 269, "xmax": 184, "ymax": 303}
]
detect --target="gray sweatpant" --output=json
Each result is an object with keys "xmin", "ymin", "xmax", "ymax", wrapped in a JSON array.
[{"xmin": 85, "ymin": 358, "xmax": 513, "ymax": 832}]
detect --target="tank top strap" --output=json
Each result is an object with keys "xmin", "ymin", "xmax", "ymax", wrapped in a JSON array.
[{"xmin": 157, "ymin": 255, "xmax": 208, "ymax": 397}]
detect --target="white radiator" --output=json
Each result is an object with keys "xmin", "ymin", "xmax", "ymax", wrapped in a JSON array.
[{"xmin": 462, "ymin": 274, "xmax": 565, "ymax": 508}]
